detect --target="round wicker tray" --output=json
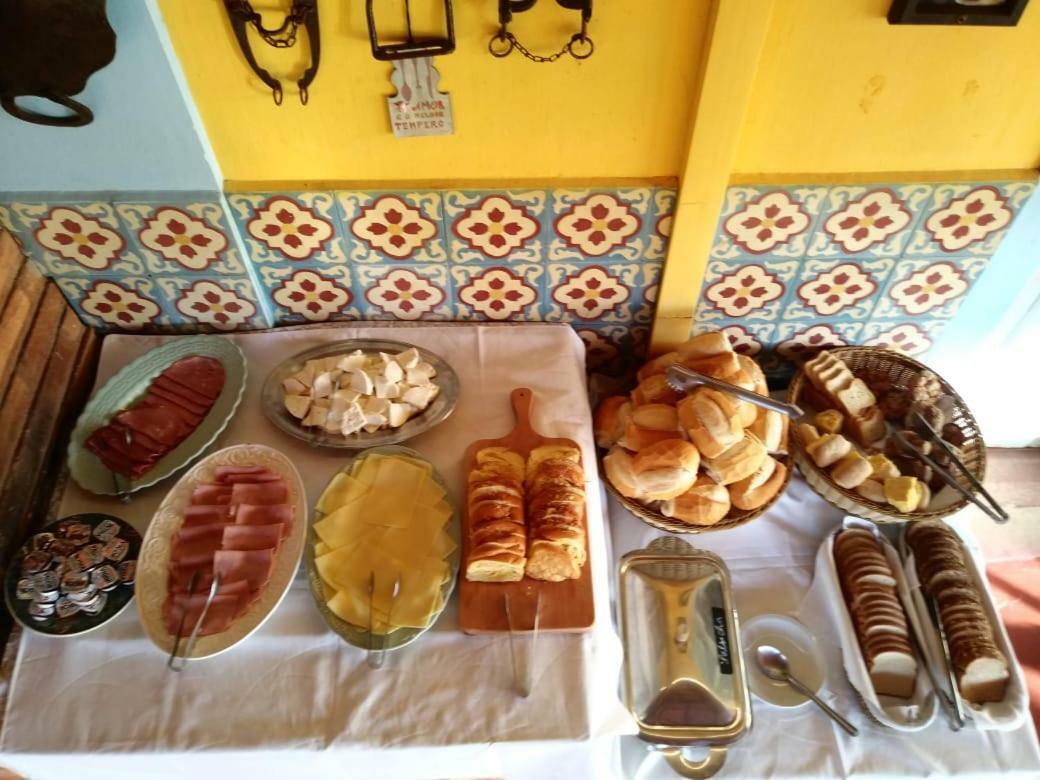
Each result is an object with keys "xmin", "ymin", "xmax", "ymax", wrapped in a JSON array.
[
  {"xmin": 603, "ymin": 453, "xmax": 793, "ymax": 535},
  {"xmin": 787, "ymin": 347, "xmax": 986, "ymax": 524}
]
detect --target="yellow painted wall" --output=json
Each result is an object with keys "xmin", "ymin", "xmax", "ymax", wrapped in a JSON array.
[
  {"xmin": 736, "ymin": 0, "xmax": 1040, "ymax": 175},
  {"xmin": 157, "ymin": 0, "xmax": 710, "ymax": 186}
]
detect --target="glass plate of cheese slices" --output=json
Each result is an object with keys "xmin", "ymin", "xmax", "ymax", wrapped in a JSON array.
[
  {"xmin": 261, "ymin": 339, "xmax": 459, "ymax": 449},
  {"xmin": 304, "ymin": 446, "xmax": 460, "ymax": 652}
]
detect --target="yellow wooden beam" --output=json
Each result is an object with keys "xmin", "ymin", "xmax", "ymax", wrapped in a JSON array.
[
  {"xmin": 650, "ymin": 0, "xmax": 776, "ymax": 353},
  {"xmin": 730, "ymin": 169, "xmax": 1039, "ymax": 186}
]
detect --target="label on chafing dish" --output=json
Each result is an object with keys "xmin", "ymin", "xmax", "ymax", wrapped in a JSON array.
[
  {"xmin": 711, "ymin": 607, "xmax": 733, "ymax": 675},
  {"xmin": 91, "ymin": 565, "xmax": 119, "ymax": 591},
  {"xmin": 92, "ymin": 519, "xmax": 120, "ymax": 542},
  {"xmin": 16, "ymin": 578, "xmax": 35, "ymax": 600},
  {"xmin": 31, "ymin": 570, "xmax": 59, "ymax": 592},
  {"xmin": 31, "ymin": 532, "xmax": 55, "ymax": 552},
  {"xmin": 55, "ymin": 597, "xmax": 80, "ymax": 619},
  {"xmin": 118, "ymin": 560, "xmax": 136, "ymax": 585},
  {"xmin": 102, "ymin": 537, "xmax": 128, "ymax": 563},
  {"xmin": 28, "ymin": 601, "xmax": 55, "ymax": 619}
]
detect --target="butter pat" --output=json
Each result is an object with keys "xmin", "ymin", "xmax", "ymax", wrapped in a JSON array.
[{"xmin": 884, "ymin": 476, "xmax": 922, "ymax": 513}]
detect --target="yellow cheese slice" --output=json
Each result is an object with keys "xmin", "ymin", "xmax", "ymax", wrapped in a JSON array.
[
  {"xmin": 325, "ymin": 555, "xmax": 448, "ymax": 632},
  {"xmin": 415, "ymin": 475, "xmax": 446, "ymax": 507},
  {"xmin": 317, "ymin": 472, "xmax": 369, "ymax": 515},
  {"xmin": 315, "ymin": 541, "xmax": 330, "ymax": 557},
  {"xmin": 313, "ymin": 496, "xmax": 373, "ymax": 547},
  {"xmin": 360, "ymin": 458, "xmax": 425, "ymax": 528}
]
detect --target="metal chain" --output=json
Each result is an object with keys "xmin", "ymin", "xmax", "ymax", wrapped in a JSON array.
[
  {"xmin": 489, "ymin": 28, "xmax": 594, "ymax": 62},
  {"xmin": 229, "ymin": 0, "xmax": 309, "ymax": 49}
]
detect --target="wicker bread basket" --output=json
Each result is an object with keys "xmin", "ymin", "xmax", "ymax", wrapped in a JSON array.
[
  {"xmin": 787, "ymin": 347, "xmax": 985, "ymax": 523},
  {"xmin": 603, "ymin": 453, "xmax": 793, "ymax": 535}
]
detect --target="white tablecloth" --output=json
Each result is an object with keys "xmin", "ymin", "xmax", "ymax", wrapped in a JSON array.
[{"xmin": 1, "ymin": 323, "xmax": 1038, "ymax": 779}]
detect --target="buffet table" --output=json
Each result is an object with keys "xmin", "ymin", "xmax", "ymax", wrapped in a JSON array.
[{"xmin": 0, "ymin": 322, "xmax": 1038, "ymax": 779}]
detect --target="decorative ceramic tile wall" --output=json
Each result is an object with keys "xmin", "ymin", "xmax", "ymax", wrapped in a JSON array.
[
  {"xmin": 0, "ymin": 195, "xmax": 269, "ymax": 333},
  {"xmin": 692, "ymin": 181, "xmax": 1036, "ymax": 379},
  {"xmin": 226, "ymin": 186, "xmax": 676, "ymax": 374}
]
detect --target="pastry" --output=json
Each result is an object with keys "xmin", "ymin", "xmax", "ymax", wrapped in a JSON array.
[
  {"xmin": 796, "ymin": 422, "xmax": 821, "ymax": 446},
  {"xmin": 593, "ymin": 396, "xmax": 631, "ymax": 449},
  {"xmin": 805, "ymin": 433, "xmax": 852, "ymax": 468},
  {"xmin": 884, "ymin": 476, "xmax": 922, "ymax": 513},
  {"xmin": 750, "ymin": 408, "xmax": 787, "ymax": 454},
  {"xmin": 905, "ymin": 522, "xmax": 1009, "ymax": 703},
  {"xmin": 729, "ymin": 457, "xmax": 787, "ymax": 510},
  {"xmin": 814, "ymin": 409, "xmax": 844, "ymax": 435},
  {"xmin": 661, "ymin": 475, "xmax": 731, "ymax": 526},
  {"xmin": 848, "ymin": 406, "xmax": 887, "ymax": 448},
  {"xmin": 803, "ymin": 351, "xmax": 877, "ymax": 418},
  {"xmin": 831, "ymin": 451, "xmax": 872, "ymax": 489},
  {"xmin": 879, "ymin": 389, "xmax": 911, "ymax": 422},
  {"xmin": 906, "ymin": 402, "xmax": 945, "ymax": 434},
  {"xmin": 833, "ymin": 529, "xmax": 917, "ymax": 698},
  {"xmin": 524, "ymin": 444, "xmax": 586, "ymax": 582},
  {"xmin": 677, "ymin": 389, "xmax": 742, "ymax": 458},
  {"xmin": 942, "ymin": 422, "xmax": 967, "ymax": 447},
  {"xmin": 867, "ymin": 454, "xmax": 899, "ymax": 481},
  {"xmin": 703, "ymin": 433, "xmax": 768, "ymax": 486},
  {"xmin": 908, "ymin": 370, "xmax": 943, "ymax": 404},
  {"xmin": 466, "ymin": 446, "xmax": 527, "ymax": 583},
  {"xmin": 631, "ymin": 439, "xmax": 700, "ymax": 501},
  {"xmin": 856, "ymin": 479, "xmax": 886, "ymax": 503}
]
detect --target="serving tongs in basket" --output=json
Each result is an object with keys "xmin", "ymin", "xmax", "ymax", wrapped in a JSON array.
[
  {"xmin": 168, "ymin": 572, "xmax": 223, "ymax": 672},
  {"xmin": 666, "ymin": 364, "xmax": 803, "ymax": 418},
  {"xmin": 893, "ymin": 416, "xmax": 1008, "ymax": 523}
]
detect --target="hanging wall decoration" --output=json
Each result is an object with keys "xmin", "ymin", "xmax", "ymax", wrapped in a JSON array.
[
  {"xmin": 489, "ymin": 0, "xmax": 593, "ymax": 62},
  {"xmin": 223, "ymin": 0, "xmax": 320, "ymax": 105},
  {"xmin": 0, "ymin": 0, "xmax": 117, "ymax": 127},
  {"xmin": 367, "ymin": 0, "xmax": 455, "ymax": 138}
]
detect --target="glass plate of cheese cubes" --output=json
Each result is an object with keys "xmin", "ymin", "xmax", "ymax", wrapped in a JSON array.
[{"xmin": 261, "ymin": 339, "xmax": 459, "ymax": 449}]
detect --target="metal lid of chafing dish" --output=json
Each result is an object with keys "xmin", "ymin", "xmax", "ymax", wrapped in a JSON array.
[{"xmin": 618, "ymin": 537, "xmax": 751, "ymax": 746}]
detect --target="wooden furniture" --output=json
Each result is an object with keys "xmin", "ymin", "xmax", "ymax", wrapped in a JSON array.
[{"xmin": 0, "ymin": 230, "xmax": 100, "ymax": 641}]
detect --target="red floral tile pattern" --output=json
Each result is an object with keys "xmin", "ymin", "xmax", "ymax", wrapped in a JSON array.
[
  {"xmin": 719, "ymin": 324, "xmax": 763, "ymax": 357},
  {"xmin": 550, "ymin": 265, "xmax": 631, "ymax": 320},
  {"xmin": 351, "ymin": 195, "xmax": 437, "ymax": 260},
  {"xmin": 272, "ymin": 269, "xmax": 352, "ymax": 321},
  {"xmin": 247, "ymin": 196, "xmax": 334, "ymax": 261},
  {"xmin": 796, "ymin": 262, "xmax": 877, "ymax": 316},
  {"xmin": 576, "ymin": 328, "xmax": 619, "ymax": 370},
  {"xmin": 888, "ymin": 261, "xmax": 968, "ymax": 316},
  {"xmin": 365, "ymin": 268, "xmax": 445, "ymax": 320},
  {"xmin": 554, "ymin": 194, "xmax": 641, "ymax": 257},
  {"xmin": 34, "ymin": 207, "xmax": 125, "ymax": 270},
  {"xmin": 865, "ymin": 323, "xmax": 932, "ymax": 356},
  {"xmin": 704, "ymin": 264, "xmax": 785, "ymax": 317},
  {"xmin": 453, "ymin": 196, "xmax": 539, "ymax": 259},
  {"xmin": 80, "ymin": 280, "xmax": 160, "ymax": 328},
  {"xmin": 723, "ymin": 191, "xmax": 810, "ymax": 254},
  {"xmin": 139, "ymin": 207, "xmax": 227, "ymax": 271},
  {"xmin": 776, "ymin": 323, "xmax": 848, "ymax": 362},
  {"xmin": 457, "ymin": 267, "xmax": 537, "ymax": 320},
  {"xmin": 175, "ymin": 280, "xmax": 257, "ymax": 331},
  {"xmin": 925, "ymin": 186, "xmax": 1011, "ymax": 252},
  {"xmin": 822, "ymin": 189, "xmax": 911, "ymax": 253}
]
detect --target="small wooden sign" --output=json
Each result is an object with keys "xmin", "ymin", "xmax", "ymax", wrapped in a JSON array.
[{"xmin": 386, "ymin": 57, "xmax": 453, "ymax": 138}]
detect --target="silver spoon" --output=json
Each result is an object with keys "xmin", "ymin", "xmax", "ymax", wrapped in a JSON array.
[{"xmin": 756, "ymin": 644, "xmax": 859, "ymax": 737}]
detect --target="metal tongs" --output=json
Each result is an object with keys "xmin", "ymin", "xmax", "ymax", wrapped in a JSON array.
[
  {"xmin": 168, "ymin": 572, "xmax": 222, "ymax": 671},
  {"xmin": 924, "ymin": 594, "xmax": 967, "ymax": 730},
  {"xmin": 367, "ymin": 571, "xmax": 401, "ymax": 669},
  {"xmin": 666, "ymin": 364, "xmax": 804, "ymax": 418},
  {"xmin": 504, "ymin": 591, "xmax": 541, "ymax": 698},
  {"xmin": 110, "ymin": 428, "xmax": 134, "ymax": 503},
  {"xmin": 893, "ymin": 414, "xmax": 1008, "ymax": 523}
]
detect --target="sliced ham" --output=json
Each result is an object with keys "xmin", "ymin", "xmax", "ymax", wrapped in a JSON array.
[
  {"xmin": 222, "ymin": 523, "xmax": 283, "ymax": 551},
  {"xmin": 163, "ymin": 356, "xmax": 225, "ymax": 400},
  {"xmin": 168, "ymin": 565, "xmax": 214, "ymax": 594},
  {"xmin": 170, "ymin": 550, "xmax": 216, "ymax": 573},
  {"xmin": 213, "ymin": 549, "xmax": 275, "ymax": 592},
  {"xmin": 151, "ymin": 376, "xmax": 213, "ymax": 414},
  {"xmin": 115, "ymin": 405, "xmax": 195, "ymax": 447},
  {"xmin": 235, "ymin": 503, "xmax": 293, "ymax": 537},
  {"xmin": 139, "ymin": 395, "xmax": 203, "ymax": 430},
  {"xmin": 215, "ymin": 465, "xmax": 280, "ymax": 484},
  {"xmin": 231, "ymin": 480, "xmax": 288, "ymax": 506},
  {"xmin": 163, "ymin": 594, "xmax": 238, "ymax": 637},
  {"xmin": 182, "ymin": 505, "xmax": 233, "ymax": 527},
  {"xmin": 192, "ymin": 484, "xmax": 233, "ymax": 505},
  {"xmin": 171, "ymin": 524, "xmax": 226, "ymax": 561}
]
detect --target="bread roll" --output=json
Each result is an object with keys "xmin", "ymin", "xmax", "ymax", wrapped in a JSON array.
[
  {"xmin": 677, "ymin": 332, "xmax": 731, "ymax": 360},
  {"xmin": 831, "ymin": 451, "xmax": 872, "ymax": 489},
  {"xmin": 796, "ymin": 422, "xmax": 821, "ymax": 446},
  {"xmin": 855, "ymin": 479, "xmax": 886, "ymax": 503},
  {"xmin": 636, "ymin": 351, "xmax": 679, "ymax": 382},
  {"xmin": 867, "ymin": 454, "xmax": 900, "ymax": 481},
  {"xmin": 750, "ymin": 409, "xmax": 787, "ymax": 453},
  {"xmin": 603, "ymin": 447, "xmax": 642, "ymax": 499},
  {"xmin": 661, "ymin": 475, "xmax": 731, "ymax": 526},
  {"xmin": 805, "ymin": 433, "xmax": 852, "ymax": 468},
  {"xmin": 594, "ymin": 396, "xmax": 631, "ymax": 449},
  {"xmin": 703, "ymin": 433, "xmax": 768, "ymax": 486},
  {"xmin": 619, "ymin": 421, "xmax": 681, "ymax": 452},
  {"xmin": 916, "ymin": 481, "xmax": 932, "ymax": 511},
  {"xmin": 631, "ymin": 439, "xmax": 699, "ymax": 500},
  {"xmin": 632, "ymin": 374, "xmax": 682, "ymax": 406},
  {"xmin": 682, "ymin": 351, "xmax": 741, "ymax": 379},
  {"xmin": 726, "ymin": 369, "xmax": 759, "ymax": 427},
  {"xmin": 630, "ymin": 403, "xmax": 679, "ymax": 432},
  {"xmin": 736, "ymin": 354, "xmax": 769, "ymax": 396},
  {"xmin": 729, "ymin": 457, "xmax": 787, "ymax": 510},
  {"xmin": 814, "ymin": 409, "xmax": 844, "ymax": 435},
  {"xmin": 677, "ymin": 389, "xmax": 742, "ymax": 458}
]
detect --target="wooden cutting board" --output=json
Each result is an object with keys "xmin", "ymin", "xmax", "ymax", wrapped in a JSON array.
[{"xmin": 458, "ymin": 387, "xmax": 595, "ymax": 634}]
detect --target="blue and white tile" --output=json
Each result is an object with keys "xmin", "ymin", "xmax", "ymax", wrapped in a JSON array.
[
  {"xmin": 255, "ymin": 264, "xmax": 361, "ymax": 326},
  {"xmin": 574, "ymin": 321, "xmax": 648, "ymax": 376},
  {"xmin": 54, "ymin": 275, "xmax": 170, "ymax": 332},
  {"xmin": 903, "ymin": 181, "xmax": 1036, "ymax": 256},
  {"xmin": 645, "ymin": 187, "xmax": 678, "ymax": 261},
  {"xmin": 546, "ymin": 188, "xmax": 655, "ymax": 264},
  {"xmin": 336, "ymin": 191, "xmax": 448, "ymax": 264},
  {"xmin": 631, "ymin": 259, "xmax": 664, "ymax": 326},
  {"xmin": 710, "ymin": 185, "xmax": 829, "ymax": 262},
  {"xmin": 226, "ymin": 192, "xmax": 346, "ymax": 267},
  {"xmin": 779, "ymin": 256, "xmax": 895, "ymax": 323},
  {"xmin": 114, "ymin": 200, "xmax": 246, "ymax": 276},
  {"xmin": 442, "ymin": 190, "xmax": 547, "ymax": 264},
  {"xmin": 155, "ymin": 275, "xmax": 269, "ymax": 331},
  {"xmin": 694, "ymin": 257, "xmax": 801, "ymax": 325},
  {"xmin": 543, "ymin": 261, "xmax": 648, "ymax": 326},
  {"xmin": 352, "ymin": 263, "xmax": 453, "ymax": 321},
  {"xmin": 0, "ymin": 200, "xmax": 144, "ymax": 277},
  {"xmin": 449, "ymin": 264, "xmax": 546, "ymax": 322},
  {"xmin": 861, "ymin": 319, "xmax": 945, "ymax": 357},
  {"xmin": 805, "ymin": 183, "xmax": 933, "ymax": 258},
  {"xmin": 871, "ymin": 255, "xmax": 989, "ymax": 321},
  {"xmin": 774, "ymin": 320, "xmax": 865, "ymax": 369}
]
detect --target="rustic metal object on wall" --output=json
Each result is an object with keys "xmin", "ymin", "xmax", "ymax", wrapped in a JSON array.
[
  {"xmin": 367, "ymin": 0, "xmax": 455, "ymax": 61},
  {"xmin": 489, "ymin": 0, "xmax": 593, "ymax": 62},
  {"xmin": 0, "ymin": 0, "xmax": 116, "ymax": 127},
  {"xmin": 223, "ymin": 0, "xmax": 320, "ymax": 105},
  {"xmin": 889, "ymin": 0, "xmax": 1030, "ymax": 26},
  {"xmin": 386, "ymin": 57, "xmax": 453, "ymax": 137}
]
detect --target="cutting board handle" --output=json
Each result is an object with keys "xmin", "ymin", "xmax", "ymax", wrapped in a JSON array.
[{"xmin": 511, "ymin": 387, "xmax": 534, "ymax": 436}]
